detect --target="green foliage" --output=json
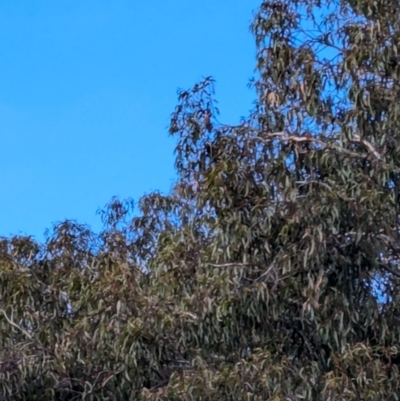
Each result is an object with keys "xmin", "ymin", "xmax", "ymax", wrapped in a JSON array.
[{"xmin": 3, "ymin": 0, "xmax": 400, "ymax": 399}]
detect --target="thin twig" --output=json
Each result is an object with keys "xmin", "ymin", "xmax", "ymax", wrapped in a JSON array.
[
  {"xmin": 378, "ymin": 262, "xmax": 400, "ymax": 278},
  {"xmin": 207, "ymin": 262, "xmax": 264, "ymax": 269},
  {"xmin": 0, "ymin": 307, "xmax": 32, "ymax": 340},
  {"xmin": 351, "ymin": 133, "xmax": 382, "ymax": 160},
  {"xmin": 258, "ymin": 130, "xmax": 384, "ymax": 162},
  {"xmin": 254, "ymin": 262, "xmax": 276, "ymax": 282}
]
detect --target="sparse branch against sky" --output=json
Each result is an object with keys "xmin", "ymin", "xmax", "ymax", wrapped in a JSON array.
[{"xmin": 0, "ymin": 1, "xmax": 259, "ymax": 240}]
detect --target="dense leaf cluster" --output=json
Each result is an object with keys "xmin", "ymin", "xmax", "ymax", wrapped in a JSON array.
[{"xmin": 2, "ymin": 0, "xmax": 400, "ymax": 399}]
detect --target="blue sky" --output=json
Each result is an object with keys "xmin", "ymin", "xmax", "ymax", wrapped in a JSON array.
[{"xmin": 0, "ymin": 1, "xmax": 259, "ymax": 241}]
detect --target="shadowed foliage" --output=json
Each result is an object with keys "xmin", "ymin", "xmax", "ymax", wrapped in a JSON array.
[{"xmin": 2, "ymin": 0, "xmax": 400, "ymax": 399}]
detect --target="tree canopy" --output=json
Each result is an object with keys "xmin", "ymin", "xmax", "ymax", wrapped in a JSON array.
[{"xmin": 2, "ymin": 0, "xmax": 400, "ymax": 399}]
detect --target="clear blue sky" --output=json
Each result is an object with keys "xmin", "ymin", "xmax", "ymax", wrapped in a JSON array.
[{"xmin": 0, "ymin": 1, "xmax": 259, "ymax": 241}]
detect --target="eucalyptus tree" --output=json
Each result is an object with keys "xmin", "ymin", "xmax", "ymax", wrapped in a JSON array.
[{"xmin": 1, "ymin": 0, "xmax": 400, "ymax": 399}]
